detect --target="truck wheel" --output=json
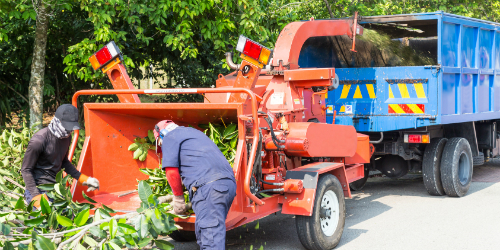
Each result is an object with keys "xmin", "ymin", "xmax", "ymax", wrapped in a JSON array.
[
  {"xmin": 168, "ymin": 230, "xmax": 197, "ymax": 242},
  {"xmin": 296, "ymin": 174, "xmax": 346, "ymax": 250},
  {"xmin": 422, "ymin": 138, "xmax": 448, "ymax": 196},
  {"xmin": 349, "ymin": 165, "xmax": 369, "ymax": 191},
  {"xmin": 440, "ymin": 138, "xmax": 473, "ymax": 197}
]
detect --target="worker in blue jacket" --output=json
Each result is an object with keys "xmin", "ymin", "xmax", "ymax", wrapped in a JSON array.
[{"xmin": 153, "ymin": 120, "xmax": 236, "ymax": 250}]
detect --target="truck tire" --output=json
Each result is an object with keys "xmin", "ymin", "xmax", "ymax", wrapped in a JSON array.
[
  {"xmin": 168, "ymin": 230, "xmax": 197, "ymax": 242},
  {"xmin": 440, "ymin": 137, "xmax": 473, "ymax": 197},
  {"xmin": 296, "ymin": 174, "xmax": 346, "ymax": 250},
  {"xmin": 422, "ymin": 138, "xmax": 448, "ymax": 196},
  {"xmin": 349, "ymin": 165, "xmax": 369, "ymax": 191}
]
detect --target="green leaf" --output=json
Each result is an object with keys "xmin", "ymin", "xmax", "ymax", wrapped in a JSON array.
[
  {"xmin": 118, "ymin": 223, "xmax": 137, "ymax": 234},
  {"xmin": 223, "ymin": 124, "xmax": 237, "ymax": 137},
  {"xmin": 25, "ymin": 216, "xmax": 44, "ymax": 226},
  {"xmin": 102, "ymin": 204, "xmax": 116, "ymax": 214},
  {"xmin": 138, "ymin": 237, "xmax": 152, "ymax": 248},
  {"xmin": 139, "ymin": 150, "xmax": 148, "ymax": 161},
  {"xmin": 89, "ymin": 226, "xmax": 107, "ymax": 239},
  {"xmin": 35, "ymin": 235, "xmax": 56, "ymax": 250},
  {"xmin": 128, "ymin": 142, "xmax": 140, "ymax": 151},
  {"xmin": 54, "ymin": 184, "xmax": 66, "ymax": 198},
  {"xmin": 56, "ymin": 214, "xmax": 73, "ymax": 227},
  {"xmin": 37, "ymin": 184, "xmax": 55, "ymax": 191},
  {"xmin": 83, "ymin": 236, "xmax": 98, "ymax": 247},
  {"xmin": 82, "ymin": 192, "xmax": 97, "ymax": 203},
  {"xmin": 55, "ymin": 171, "xmax": 63, "ymax": 183},
  {"xmin": 40, "ymin": 195, "xmax": 51, "ymax": 214},
  {"xmin": 230, "ymin": 136, "xmax": 238, "ymax": 148},
  {"xmin": 48, "ymin": 212, "xmax": 58, "ymax": 229},
  {"xmin": 138, "ymin": 181, "xmax": 152, "ymax": 204},
  {"xmin": 109, "ymin": 218, "xmax": 118, "ymax": 239},
  {"xmin": 108, "ymin": 242, "xmax": 121, "ymax": 250},
  {"xmin": 14, "ymin": 196, "xmax": 25, "ymax": 210},
  {"xmin": 2, "ymin": 241, "xmax": 14, "ymax": 250},
  {"xmin": 74, "ymin": 209, "xmax": 90, "ymax": 226},
  {"xmin": 135, "ymin": 214, "xmax": 149, "ymax": 238},
  {"xmin": 148, "ymin": 130, "xmax": 155, "ymax": 143},
  {"xmin": 154, "ymin": 239, "xmax": 174, "ymax": 250},
  {"xmin": 133, "ymin": 147, "xmax": 143, "ymax": 159},
  {"xmin": 0, "ymin": 223, "xmax": 11, "ymax": 235}
]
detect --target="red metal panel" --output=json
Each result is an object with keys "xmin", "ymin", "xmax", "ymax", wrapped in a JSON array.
[
  {"xmin": 345, "ymin": 133, "xmax": 371, "ymax": 165},
  {"xmin": 284, "ymin": 68, "xmax": 335, "ymax": 81},
  {"xmin": 105, "ymin": 63, "xmax": 140, "ymax": 103},
  {"xmin": 281, "ymin": 189, "xmax": 316, "ymax": 216},
  {"xmin": 345, "ymin": 164, "xmax": 364, "ymax": 183},
  {"xmin": 328, "ymin": 166, "xmax": 351, "ymax": 198},
  {"xmin": 285, "ymin": 123, "xmax": 358, "ymax": 157}
]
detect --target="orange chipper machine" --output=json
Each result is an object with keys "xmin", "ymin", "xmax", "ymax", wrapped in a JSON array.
[{"xmin": 69, "ymin": 17, "xmax": 371, "ymax": 249}]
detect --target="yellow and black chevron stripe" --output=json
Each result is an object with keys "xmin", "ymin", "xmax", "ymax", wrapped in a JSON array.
[
  {"xmin": 339, "ymin": 80, "xmax": 376, "ymax": 99},
  {"xmin": 387, "ymin": 79, "xmax": 427, "ymax": 99}
]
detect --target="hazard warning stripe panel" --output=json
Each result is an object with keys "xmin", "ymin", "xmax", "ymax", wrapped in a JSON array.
[{"xmin": 388, "ymin": 104, "xmax": 425, "ymax": 114}]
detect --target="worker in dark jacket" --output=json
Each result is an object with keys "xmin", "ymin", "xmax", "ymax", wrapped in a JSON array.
[
  {"xmin": 21, "ymin": 104, "xmax": 100, "ymax": 208},
  {"xmin": 154, "ymin": 120, "xmax": 236, "ymax": 250}
]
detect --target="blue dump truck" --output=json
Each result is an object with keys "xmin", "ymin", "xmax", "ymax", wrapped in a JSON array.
[{"xmin": 299, "ymin": 12, "xmax": 500, "ymax": 197}]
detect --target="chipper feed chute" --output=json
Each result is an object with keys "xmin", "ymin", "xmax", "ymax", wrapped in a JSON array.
[
  {"xmin": 70, "ymin": 102, "xmax": 242, "ymax": 211},
  {"xmin": 69, "ymin": 15, "xmax": 373, "ymax": 250}
]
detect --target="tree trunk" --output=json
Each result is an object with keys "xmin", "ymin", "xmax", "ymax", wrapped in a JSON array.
[
  {"xmin": 322, "ymin": 0, "xmax": 334, "ymax": 18},
  {"xmin": 28, "ymin": 1, "xmax": 50, "ymax": 130}
]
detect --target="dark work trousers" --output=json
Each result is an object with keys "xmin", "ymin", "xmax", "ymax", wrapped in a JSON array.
[{"xmin": 191, "ymin": 178, "xmax": 236, "ymax": 250}]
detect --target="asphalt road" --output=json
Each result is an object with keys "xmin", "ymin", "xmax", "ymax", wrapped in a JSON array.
[{"xmin": 167, "ymin": 160, "xmax": 500, "ymax": 250}]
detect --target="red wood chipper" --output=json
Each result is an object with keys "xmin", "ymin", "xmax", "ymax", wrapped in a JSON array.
[{"xmin": 67, "ymin": 16, "xmax": 372, "ymax": 249}]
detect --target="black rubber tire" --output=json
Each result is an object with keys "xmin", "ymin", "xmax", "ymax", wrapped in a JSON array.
[
  {"xmin": 296, "ymin": 174, "xmax": 346, "ymax": 250},
  {"xmin": 422, "ymin": 138, "xmax": 448, "ymax": 196},
  {"xmin": 168, "ymin": 230, "xmax": 197, "ymax": 242},
  {"xmin": 349, "ymin": 165, "xmax": 369, "ymax": 191},
  {"xmin": 440, "ymin": 137, "xmax": 473, "ymax": 197}
]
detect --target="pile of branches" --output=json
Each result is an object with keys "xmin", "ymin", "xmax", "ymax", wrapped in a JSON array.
[{"xmin": 0, "ymin": 170, "xmax": 180, "ymax": 250}]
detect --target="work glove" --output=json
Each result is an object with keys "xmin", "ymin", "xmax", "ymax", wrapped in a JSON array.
[
  {"xmin": 82, "ymin": 177, "xmax": 100, "ymax": 192},
  {"xmin": 172, "ymin": 195, "xmax": 188, "ymax": 215},
  {"xmin": 32, "ymin": 194, "xmax": 49, "ymax": 209}
]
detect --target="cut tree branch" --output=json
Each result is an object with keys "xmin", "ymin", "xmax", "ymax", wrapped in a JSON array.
[{"xmin": 0, "ymin": 79, "xmax": 29, "ymax": 103}]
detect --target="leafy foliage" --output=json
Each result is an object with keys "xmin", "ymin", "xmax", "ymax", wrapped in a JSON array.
[
  {"xmin": 0, "ymin": 123, "xmax": 40, "ymax": 190},
  {"xmin": 0, "ymin": 170, "xmax": 178, "ymax": 249},
  {"xmin": 128, "ymin": 130, "xmax": 155, "ymax": 162}
]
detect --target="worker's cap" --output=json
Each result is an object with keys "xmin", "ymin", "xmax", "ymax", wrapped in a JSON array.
[
  {"xmin": 55, "ymin": 104, "xmax": 80, "ymax": 131},
  {"xmin": 153, "ymin": 120, "xmax": 177, "ymax": 140}
]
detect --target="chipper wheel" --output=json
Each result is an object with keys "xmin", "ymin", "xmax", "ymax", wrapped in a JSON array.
[
  {"xmin": 440, "ymin": 137, "xmax": 473, "ymax": 197},
  {"xmin": 168, "ymin": 230, "xmax": 197, "ymax": 242},
  {"xmin": 422, "ymin": 138, "xmax": 448, "ymax": 196},
  {"xmin": 296, "ymin": 174, "xmax": 346, "ymax": 250}
]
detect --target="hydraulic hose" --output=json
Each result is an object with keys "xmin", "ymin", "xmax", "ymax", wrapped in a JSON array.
[
  {"xmin": 260, "ymin": 179, "xmax": 285, "ymax": 186},
  {"xmin": 256, "ymin": 188, "xmax": 284, "ymax": 195},
  {"xmin": 258, "ymin": 111, "xmax": 285, "ymax": 149}
]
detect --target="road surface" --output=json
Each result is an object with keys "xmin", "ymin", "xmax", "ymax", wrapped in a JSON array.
[{"xmin": 167, "ymin": 160, "xmax": 500, "ymax": 250}]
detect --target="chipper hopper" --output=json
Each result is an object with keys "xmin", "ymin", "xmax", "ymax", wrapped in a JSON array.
[{"xmin": 68, "ymin": 15, "xmax": 372, "ymax": 249}]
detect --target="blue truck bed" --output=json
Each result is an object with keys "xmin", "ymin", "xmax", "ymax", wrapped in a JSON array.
[{"xmin": 299, "ymin": 12, "xmax": 500, "ymax": 132}]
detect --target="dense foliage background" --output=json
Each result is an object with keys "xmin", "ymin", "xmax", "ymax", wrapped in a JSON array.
[{"xmin": 0, "ymin": 0, "xmax": 497, "ymax": 128}]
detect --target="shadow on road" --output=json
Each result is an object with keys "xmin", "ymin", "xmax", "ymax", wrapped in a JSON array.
[{"xmin": 167, "ymin": 160, "xmax": 500, "ymax": 249}]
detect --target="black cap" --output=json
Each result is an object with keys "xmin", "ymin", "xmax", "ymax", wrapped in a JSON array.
[{"xmin": 55, "ymin": 104, "xmax": 81, "ymax": 131}]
